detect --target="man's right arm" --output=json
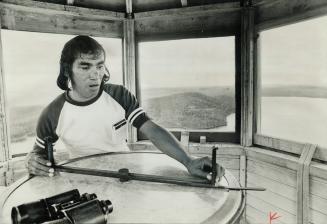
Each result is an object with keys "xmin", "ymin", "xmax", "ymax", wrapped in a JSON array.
[{"xmin": 25, "ymin": 97, "xmax": 64, "ymax": 177}]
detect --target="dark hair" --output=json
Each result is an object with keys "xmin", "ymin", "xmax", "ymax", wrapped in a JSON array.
[{"xmin": 57, "ymin": 35, "xmax": 110, "ymax": 90}]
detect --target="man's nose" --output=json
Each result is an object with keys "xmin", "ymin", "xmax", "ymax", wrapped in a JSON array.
[{"xmin": 89, "ymin": 68, "xmax": 100, "ymax": 79}]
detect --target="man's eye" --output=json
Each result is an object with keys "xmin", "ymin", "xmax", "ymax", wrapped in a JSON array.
[
  {"xmin": 97, "ymin": 65, "xmax": 104, "ymax": 70},
  {"xmin": 81, "ymin": 66, "xmax": 89, "ymax": 70}
]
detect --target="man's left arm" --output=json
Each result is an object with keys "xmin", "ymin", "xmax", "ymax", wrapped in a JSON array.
[{"xmin": 139, "ymin": 120, "xmax": 225, "ymax": 181}]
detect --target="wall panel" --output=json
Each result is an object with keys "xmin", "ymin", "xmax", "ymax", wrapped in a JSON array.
[
  {"xmin": 246, "ymin": 148, "xmax": 298, "ymax": 224},
  {"xmin": 247, "ymin": 194, "xmax": 296, "ymax": 224},
  {"xmin": 309, "ymin": 163, "xmax": 327, "ymax": 224}
]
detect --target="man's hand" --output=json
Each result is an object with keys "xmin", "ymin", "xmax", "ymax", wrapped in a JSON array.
[
  {"xmin": 139, "ymin": 121, "xmax": 225, "ymax": 182},
  {"xmin": 25, "ymin": 152, "xmax": 55, "ymax": 177},
  {"xmin": 186, "ymin": 157, "xmax": 225, "ymax": 182}
]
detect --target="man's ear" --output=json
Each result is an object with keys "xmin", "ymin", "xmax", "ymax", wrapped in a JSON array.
[{"xmin": 103, "ymin": 66, "xmax": 110, "ymax": 82}]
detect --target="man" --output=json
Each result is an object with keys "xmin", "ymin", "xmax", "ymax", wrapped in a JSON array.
[{"xmin": 26, "ymin": 35, "xmax": 225, "ymax": 181}]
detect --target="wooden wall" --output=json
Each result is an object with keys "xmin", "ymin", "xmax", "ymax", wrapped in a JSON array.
[
  {"xmin": 245, "ymin": 147, "xmax": 327, "ymax": 224},
  {"xmin": 245, "ymin": 147, "xmax": 297, "ymax": 223},
  {"xmin": 309, "ymin": 162, "xmax": 327, "ymax": 223}
]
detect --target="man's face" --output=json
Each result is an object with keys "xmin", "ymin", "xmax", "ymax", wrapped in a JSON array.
[{"xmin": 71, "ymin": 52, "xmax": 105, "ymax": 101}]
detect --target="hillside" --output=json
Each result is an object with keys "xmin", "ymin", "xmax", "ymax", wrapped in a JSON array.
[
  {"xmin": 143, "ymin": 91, "xmax": 235, "ymax": 129},
  {"xmin": 142, "ymin": 86, "xmax": 234, "ymax": 100},
  {"xmin": 9, "ymin": 105, "xmax": 43, "ymax": 142}
]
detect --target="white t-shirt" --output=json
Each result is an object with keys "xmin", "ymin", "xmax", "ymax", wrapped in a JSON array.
[{"xmin": 33, "ymin": 83, "xmax": 149, "ymax": 158}]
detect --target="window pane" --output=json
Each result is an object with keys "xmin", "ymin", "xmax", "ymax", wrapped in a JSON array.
[
  {"xmin": 139, "ymin": 37, "xmax": 235, "ymax": 132},
  {"xmin": 259, "ymin": 16, "xmax": 327, "ymax": 147},
  {"xmin": 1, "ymin": 30, "xmax": 123, "ymax": 155}
]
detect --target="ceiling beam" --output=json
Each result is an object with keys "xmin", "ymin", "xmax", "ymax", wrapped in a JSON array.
[
  {"xmin": 134, "ymin": 2, "xmax": 240, "ymax": 41},
  {"xmin": 255, "ymin": 0, "xmax": 327, "ymax": 31},
  {"xmin": 0, "ymin": 0, "xmax": 125, "ymax": 21},
  {"xmin": 0, "ymin": 0, "xmax": 124, "ymax": 38},
  {"xmin": 134, "ymin": 2, "xmax": 240, "ymax": 20}
]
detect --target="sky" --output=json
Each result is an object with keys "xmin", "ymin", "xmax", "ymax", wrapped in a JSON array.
[
  {"xmin": 1, "ymin": 14, "xmax": 327, "ymax": 105},
  {"xmin": 139, "ymin": 37, "xmax": 235, "ymax": 89},
  {"xmin": 261, "ymin": 15, "xmax": 327, "ymax": 87}
]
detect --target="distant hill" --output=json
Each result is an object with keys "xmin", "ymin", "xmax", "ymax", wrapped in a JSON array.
[
  {"xmin": 142, "ymin": 86, "xmax": 234, "ymax": 100},
  {"xmin": 9, "ymin": 105, "xmax": 43, "ymax": 142},
  {"xmin": 143, "ymin": 91, "xmax": 235, "ymax": 129}
]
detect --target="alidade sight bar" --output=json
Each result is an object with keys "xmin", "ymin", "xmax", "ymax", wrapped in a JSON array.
[
  {"xmin": 54, "ymin": 165, "xmax": 265, "ymax": 191},
  {"xmin": 45, "ymin": 138, "xmax": 265, "ymax": 191}
]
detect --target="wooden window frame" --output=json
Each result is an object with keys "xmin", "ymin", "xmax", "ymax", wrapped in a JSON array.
[
  {"xmin": 2, "ymin": 1, "xmax": 326, "ymax": 160},
  {"xmin": 135, "ymin": 35, "xmax": 241, "ymax": 144},
  {"xmin": 253, "ymin": 12, "xmax": 327, "ymax": 163}
]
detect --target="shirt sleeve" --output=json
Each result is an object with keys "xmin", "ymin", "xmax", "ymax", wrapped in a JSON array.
[
  {"xmin": 33, "ymin": 109, "xmax": 58, "ymax": 154},
  {"xmin": 103, "ymin": 84, "xmax": 150, "ymax": 129},
  {"xmin": 32, "ymin": 95, "xmax": 65, "ymax": 155}
]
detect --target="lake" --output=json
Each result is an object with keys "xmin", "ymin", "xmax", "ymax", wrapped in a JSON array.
[
  {"xmin": 215, "ymin": 97, "xmax": 327, "ymax": 147},
  {"xmin": 260, "ymin": 97, "xmax": 327, "ymax": 147}
]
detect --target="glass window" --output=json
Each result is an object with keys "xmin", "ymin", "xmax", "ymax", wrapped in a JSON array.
[
  {"xmin": 138, "ymin": 37, "xmax": 235, "ymax": 134},
  {"xmin": 1, "ymin": 30, "xmax": 123, "ymax": 156},
  {"xmin": 259, "ymin": 16, "xmax": 327, "ymax": 147}
]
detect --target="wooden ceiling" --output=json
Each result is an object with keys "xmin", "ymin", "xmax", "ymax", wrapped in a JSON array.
[
  {"xmin": 35, "ymin": 0, "xmax": 239, "ymax": 12},
  {"xmin": 0, "ymin": 0, "xmax": 326, "ymax": 40}
]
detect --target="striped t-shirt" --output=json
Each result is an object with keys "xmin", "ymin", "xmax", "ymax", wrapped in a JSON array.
[{"xmin": 33, "ymin": 83, "xmax": 149, "ymax": 158}]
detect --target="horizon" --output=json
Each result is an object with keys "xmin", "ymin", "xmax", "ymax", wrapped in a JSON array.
[{"xmin": 142, "ymin": 84, "xmax": 327, "ymax": 90}]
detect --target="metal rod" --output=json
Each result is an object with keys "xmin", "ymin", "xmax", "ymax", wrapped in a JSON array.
[
  {"xmin": 56, "ymin": 165, "xmax": 209, "ymax": 184},
  {"xmin": 211, "ymin": 147, "xmax": 217, "ymax": 185},
  {"xmin": 45, "ymin": 137, "xmax": 54, "ymax": 165},
  {"xmin": 55, "ymin": 165, "xmax": 266, "ymax": 191}
]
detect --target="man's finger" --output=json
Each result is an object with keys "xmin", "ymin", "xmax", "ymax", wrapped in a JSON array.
[
  {"xmin": 191, "ymin": 169, "xmax": 209, "ymax": 180},
  {"xmin": 29, "ymin": 166, "xmax": 53, "ymax": 177},
  {"xmin": 29, "ymin": 160, "xmax": 54, "ymax": 173},
  {"xmin": 206, "ymin": 173, "xmax": 212, "ymax": 181},
  {"xmin": 201, "ymin": 157, "xmax": 212, "ymax": 167},
  {"xmin": 195, "ymin": 157, "xmax": 210, "ymax": 171},
  {"xmin": 202, "ymin": 164, "xmax": 212, "ymax": 172},
  {"xmin": 33, "ymin": 156, "xmax": 52, "ymax": 166},
  {"xmin": 32, "ymin": 167, "xmax": 54, "ymax": 177}
]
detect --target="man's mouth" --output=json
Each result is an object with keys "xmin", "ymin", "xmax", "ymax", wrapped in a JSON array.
[
  {"xmin": 88, "ymin": 84, "xmax": 100, "ymax": 91},
  {"xmin": 89, "ymin": 84, "xmax": 99, "ymax": 88}
]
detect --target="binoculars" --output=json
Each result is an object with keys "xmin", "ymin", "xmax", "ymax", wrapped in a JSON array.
[{"xmin": 11, "ymin": 189, "xmax": 113, "ymax": 224}]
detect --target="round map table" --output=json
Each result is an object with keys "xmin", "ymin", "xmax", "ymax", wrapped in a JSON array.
[{"xmin": 0, "ymin": 152, "xmax": 244, "ymax": 224}]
